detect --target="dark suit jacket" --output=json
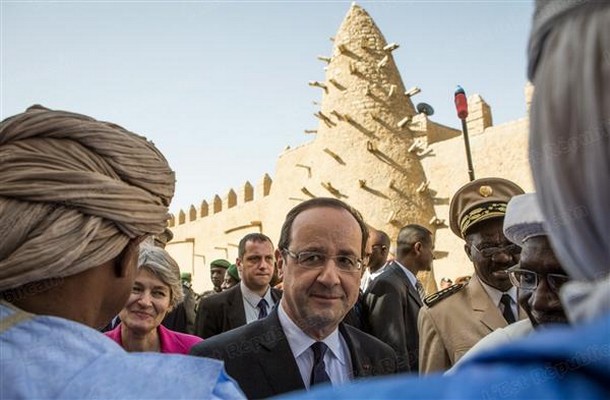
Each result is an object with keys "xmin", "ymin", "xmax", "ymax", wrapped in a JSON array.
[
  {"xmin": 190, "ymin": 308, "xmax": 397, "ymax": 399},
  {"xmin": 364, "ymin": 261, "xmax": 423, "ymax": 373},
  {"xmin": 342, "ymin": 289, "xmax": 365, "ymax": 331},
  {"xmin": 194, "ymin": 284, "xmax": 282, "ymax": 339}
]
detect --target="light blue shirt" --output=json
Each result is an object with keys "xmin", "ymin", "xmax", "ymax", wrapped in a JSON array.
[
  {"xmin": 0, "ymin": 301, "xmax": 244, "ymax": 399},
  {"xmin": 278, "ymin": 303, "xmax": 352, "ymax": 389},
  {"xmin": 279, "ymin": 312, "xmax": 610, "ymax": 400},
  {"xmin": 393, "ymin": 260, "xmax": 418, "ymax": 288},
  {"xmin": 241, "ymin": 281, "xmax": 275, "ymax": 324}
]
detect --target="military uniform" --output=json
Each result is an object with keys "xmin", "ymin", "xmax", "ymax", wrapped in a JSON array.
[
  {"xmin": 418, "ymin": 177, "xmax": 526, "ymax": 374},
  {"xmin": 418, "ymin": 274, "xmax": 526, "ymax": 373}
]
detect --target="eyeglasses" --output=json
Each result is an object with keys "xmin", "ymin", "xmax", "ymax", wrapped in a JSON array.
[
  {"xmin": 507, "ymin": 265, "xmax": 569, "ymax": 293},
  {"xmin": 471, "ymin": 243, "xmax": 521, "ymax": 258},
  {"xmin": 282, "ymin": 249, "xmax": 362, "ymax": 273}
]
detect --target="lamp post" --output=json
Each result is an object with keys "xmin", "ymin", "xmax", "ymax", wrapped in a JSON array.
[{"xmin": 454, "ymin": 85, "xmax": 475, "ymax": 182}]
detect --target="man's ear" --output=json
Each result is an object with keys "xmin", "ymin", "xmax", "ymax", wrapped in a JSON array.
[
  {"xmin": 413, "ymin": 242, "xmax": 422, "ymax": 255},
  {"xmin": 464, "ymin": 242, "xmax": 474, "ymax": 262},
  {"xmin": 236, "ymin": 257, "xmax": 243, "ymax": 273},
  {"xmin": 114, "ymin": 237, "xmax": 143, "ymax": 278}
]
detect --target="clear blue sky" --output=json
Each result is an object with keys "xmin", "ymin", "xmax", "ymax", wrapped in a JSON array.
[{"xmin": 1, "ymin": 1, "xmax": 534, "ymax": 213}]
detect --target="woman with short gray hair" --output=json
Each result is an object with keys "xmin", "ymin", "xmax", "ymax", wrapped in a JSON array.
[{"xmin": 105, "ymin": 243, "xmax": 202, "ymax": 354}]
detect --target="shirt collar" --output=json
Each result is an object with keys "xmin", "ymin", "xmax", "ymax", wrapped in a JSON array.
[
  {"xmin": 393, "ymin": 260, "xmax": 418, "ymax": 288},
  {"xmin": 277, "ymin": 302, "xmax": 346, "ymax": 365},
  {"xmin": 369, "ymin": 264, "xmax": 387, "ymax": 279},
  {"xmin": 478, "ymin": 277, "xmax": 518, "ymax": 305},
  {"xmin": 240, "ymin": 281, "xmax": 272, "ymax": 308}
]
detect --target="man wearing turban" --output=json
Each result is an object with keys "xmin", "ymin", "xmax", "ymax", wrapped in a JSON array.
[{"xmin": 0, "ymin": 106, "xmax": 243, "ymax": 399}]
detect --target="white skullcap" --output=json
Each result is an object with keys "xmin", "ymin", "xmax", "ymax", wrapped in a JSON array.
[{"xmin": 503, "ymin": 193, "xmax": 547, "ymax": 244}]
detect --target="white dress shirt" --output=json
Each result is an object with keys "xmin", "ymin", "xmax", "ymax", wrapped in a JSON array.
[
  {"xmin": 360, "ymin": 264, "xmax": 387, "ymax": 292},
  {"xmin": 278, "ymin": 303, "xmax": 352, "ymax": 389},
  {"xmin": 241, "ymin": 281, "xmax": 275, "ymax": 324},
  {"xmin": 479, "ymin": 279, "xmax": 519, "ymax": 319}
]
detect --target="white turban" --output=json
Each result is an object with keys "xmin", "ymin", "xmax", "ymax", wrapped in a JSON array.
[
  {"xmin": 0, "ymin": 105, "xmax": 175, "ymax": 291},
  {"xmin": 528, "ymin": 6, "xmax": 610, "ymax": 323}
]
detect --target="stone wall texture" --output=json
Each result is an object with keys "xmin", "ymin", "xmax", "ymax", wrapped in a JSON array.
[{"xmin": 167, "ymin": 4, "xmax": 534, "ymax": 294}]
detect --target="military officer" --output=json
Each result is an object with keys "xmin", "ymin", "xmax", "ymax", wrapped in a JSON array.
[{"xmin": 418, "ymin": 177, "xmax": 527, "ymax": 374}]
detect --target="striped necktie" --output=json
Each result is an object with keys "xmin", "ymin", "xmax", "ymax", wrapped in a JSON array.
[
  {"xmin": 415, "ymin": 280, "xmax": 426, "ymax": 301},
  {"xmin": 257, "ymin": 298, "xmax": 268, "ymax": 319}
]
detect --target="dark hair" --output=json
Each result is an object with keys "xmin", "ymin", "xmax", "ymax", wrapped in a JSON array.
[
  {"xmin": 238, "ymin": 233, "xmax": 274, "ymax": 259},
  {"xmin": 277, "ymin": 197, "xmax": 369, "ymax": 257},
  {"xmin": 396, "ymin": 224, "xmax": 432, "ymax": 257},
  {"xmin": 374, "ymin": 230, "xmax": 391, "ymax": 247}
]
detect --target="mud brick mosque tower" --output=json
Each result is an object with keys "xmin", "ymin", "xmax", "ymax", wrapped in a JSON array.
[{"xmin": 168, "ymin": 4, "xmax": 533, "ymax": 293}]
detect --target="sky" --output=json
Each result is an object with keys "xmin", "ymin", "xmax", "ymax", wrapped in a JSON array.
[{"xmin": 1, "ymin": 0, "xmax": 535, "ymax": 214}]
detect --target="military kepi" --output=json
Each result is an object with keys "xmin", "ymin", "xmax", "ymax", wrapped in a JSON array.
[
  {"xmin": 449, "ymin": 177, "xmax": 525, "ymax": 238},
  {"xmin": 210, "ymin": 259, "xmax": 231, "ymax": 269}
]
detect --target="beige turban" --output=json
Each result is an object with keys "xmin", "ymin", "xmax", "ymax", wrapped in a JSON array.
[{"xmin": 0, "ymin": 105, "xmax": 175, "ymax": 291}]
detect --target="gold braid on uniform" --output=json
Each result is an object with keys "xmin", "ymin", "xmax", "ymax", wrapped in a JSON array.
[
  {"xmin": 460, "ymin": 202, "xmax": 507, "ymax": 236},
  {"xmin": 423, "ymin": 282, "xmax": 468, "ymax": 307}
]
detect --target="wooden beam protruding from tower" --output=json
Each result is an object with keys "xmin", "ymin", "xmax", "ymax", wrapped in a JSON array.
[
  {"xmin": 405, "ymin": 87, "xmax": 421, "ymax": 97},
  {"xmin": 309, "ymin": 81, "xmax": 328, "ymax": 92},
  {"xmin": 383, "ymin": 43, "xmax": 399, "ymax": 52}
]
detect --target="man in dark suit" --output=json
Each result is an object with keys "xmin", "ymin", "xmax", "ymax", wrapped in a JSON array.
[
  {"xmin": 191, "ymin": 198, "xmax": 397, "ymax": 398},
  {"xmin": 364, "ymin": 224, "xmax": 434, "ymax": 373},
  {"xmin": 194, "ymin": 233, "xmax": 282, "ymax": 339}
]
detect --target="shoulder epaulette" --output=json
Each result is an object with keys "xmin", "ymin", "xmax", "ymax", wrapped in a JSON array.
[{"xmin": 423, "ymin": 282, "xmax": 467, "ymax": 307}]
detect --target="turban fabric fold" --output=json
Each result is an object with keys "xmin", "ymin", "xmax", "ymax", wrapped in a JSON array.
[
  {"xmin": 529, "ymin": 6, "xmax": 610, "ymax": 324},
  {"xmin": 0, "ymin": 105, "xmax": 175, "ymax": 291}
]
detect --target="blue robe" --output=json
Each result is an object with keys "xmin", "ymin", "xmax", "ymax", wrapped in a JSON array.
[
  {"xmin": 281, "ymin": 312, "xmax": 610, "ymax": 399},
  {"xmin": 0, "ymin": 302, "xmax": 245, "ymax": 399}
]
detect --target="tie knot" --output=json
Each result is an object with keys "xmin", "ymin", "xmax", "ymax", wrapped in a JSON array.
[
  {"xmin": 257, "ymin": 298, "xmax": 268, "ymax": 309},
  {"xmin": 257, "ymin": 298, "xmax": 269, "ymax": 319},
  {"xmin": 500, "ymin": 294, "xmax": 512, "ymax": 306},
  {"xmin": 311, "ymin": 342, "xmax": 328, "ymax": 363}
]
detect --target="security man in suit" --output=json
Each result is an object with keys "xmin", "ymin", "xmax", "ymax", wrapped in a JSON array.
[
  {"xmin": 194, "ymin": 233, "xmax": 282, "ymax": 339},
  {"xmin": 365, "ymin": 224, "xmax": 434, "ymax": 373},
  {"xmin": 190, "ymin": 198, "xmax": 397, "ymax": 398},
  {"xmin": 418, "ymin": 177, "xmax": 527, "ymax": 374}
]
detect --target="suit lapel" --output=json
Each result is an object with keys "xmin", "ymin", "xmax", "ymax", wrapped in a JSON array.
[
  {"xmin": 340, "ymin": 323, "xmax": 373, "ymax": 379},
  {"xmin": 256, "ymin": 310, "xmax": 305, "ymax": 394},
  {"xmin": 227, "ymin": 285, "xmax": 246, "ymax": 328},
  {"xmin": 271, "ymin": 287, "xmax": 283, "ymax": 303},
  {"xmin": 469, "ymin": 275, "xmax": 506, "ymax": 331},
  {"xmin": 407, "ymin": 281, "xmax": 423, "ymax": 308},
  {"xmin": 389, "ymin": 262, "xmax": 423, "ymax": 307}
]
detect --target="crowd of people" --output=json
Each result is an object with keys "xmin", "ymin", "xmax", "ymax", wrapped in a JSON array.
[{"xmin": 1, "ymin": 1, "xmax": 608, "ymax": 399}]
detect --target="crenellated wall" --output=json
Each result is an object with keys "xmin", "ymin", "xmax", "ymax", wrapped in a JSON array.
[{"xmin": 167, "ymin": 4, "xmax": 534, "ymax": 294}]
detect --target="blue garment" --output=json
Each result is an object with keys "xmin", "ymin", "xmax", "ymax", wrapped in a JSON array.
[
  {"xmin": 0, "ymin": 302, "xmax": 245, "ymax": 399},
  {"xmin": 280, "ymin": 312, "xmax": 610, "ymax": 399}
]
